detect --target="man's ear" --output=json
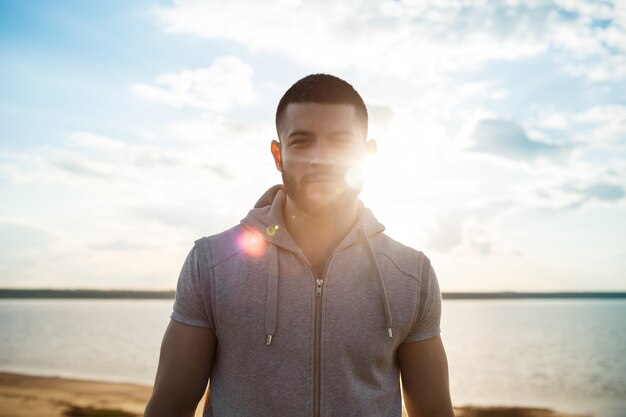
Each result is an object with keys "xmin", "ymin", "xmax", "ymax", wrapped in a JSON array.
[
  {"xmin": 365, "ymin": 139, "xmax": 377, "ymax": 157},
  {"xmin": 271, "ymin": 140, "xmax": 282, "ymax": 171}
]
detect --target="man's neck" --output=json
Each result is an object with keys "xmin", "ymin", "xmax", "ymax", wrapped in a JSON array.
[{"xmin": 283, "ymin": 197, "xmax": 359, "ymax": 275}]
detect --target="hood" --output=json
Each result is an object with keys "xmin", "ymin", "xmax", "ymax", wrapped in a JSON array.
[
  {"xmin": 240, "ymin": 184, "xmax": 386, "ymax": 254},
  {"xmin": 240, "ymin": 185, "xmax": 393, "ymax": 345}
]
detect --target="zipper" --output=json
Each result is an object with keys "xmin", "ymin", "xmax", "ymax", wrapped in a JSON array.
[
  {"xmin": 314, "ymin": 278, "xmax": 323, "ymax": 417},
  {"xmin": 298, "ymin": 253, "xmax": 333, "ymax": 417}
]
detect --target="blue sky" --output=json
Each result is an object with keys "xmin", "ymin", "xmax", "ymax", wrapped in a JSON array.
[{"xmin": 1, "ymin": 0, "xmax": 625, "ymax": 291}]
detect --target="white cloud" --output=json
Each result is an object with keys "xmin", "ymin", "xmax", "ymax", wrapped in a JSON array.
[
  {"xmin": 534, "ymin": 104, "xmax": 626, "ymax": 145},
  {"xmin": 425, "ymin": 200, "xmax": 516, "ymax": 256},
  {"xmin": 537, "ymin": 112, "xmax": 569, "ymax": 130},
  {"xmin": 154, "ymin": 0, "xmax": 626, "ymax": 81},
  {"xmin": 0, "ymin": 125, "xmax": 279, "ymax": 289},
  {"xmin": 1, "ymin": 141, "xmax": 182, "ymax": 188},
  {"xmin": 4, "ymin": 0, "xmax": 625, "ymax": 291},
  {"xmin": 162, "ymin": 113, "xmax": 269, "ymax": 143},
  {"xmin": 511, "ymin": 152, "xmax": 626, "ymax": 210},
  {"xmin": 427, "ymin": 209, "xmax": 464, "ymax": 253},
  {"xmin": 0, "ymin": 222, "xmax": 57, "ymax": 257},
  {"xmin": 563, "ymin": 52, "xmax": 626, "ymax": 81},
  {"xmin": 130, "ymin": 55, "xmax": 256, "ymax": 111},
  {"xmin": 0, "ymin": 126, "xmax": 266, "ymax": 192},
  {"xmin": 368, "ymin": 104, "xmax": 395, "ymax": 129},
  {"xmin": 574, "ymin": 105, "xmax": 626, "ymax": 142},
  {"xmin": 153, "ymin": 0, "xmax": 548, "ymax": 78},
  {"xmin": 69, "ymin": 131, "xmax": 127, "ymax": 152},
  {"xmin": 88, "ymin": 239, "xmax": 156, "ymax": 251},
  {"xmin": 467, "ymin": 119, "xmax": 573, "ymax": 162},
  {"xmin": 533, "ymin": 179, "xmax": 626, "ymax": 209}
]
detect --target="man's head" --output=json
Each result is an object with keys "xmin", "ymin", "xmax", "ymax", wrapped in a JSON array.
[
  {"xmin": 275, "ymin": 74, "xmax": 368, "ymax": 140},
  {"xmin": 271, "ymin": 74, "xmax": 375, "ymax": 218}
]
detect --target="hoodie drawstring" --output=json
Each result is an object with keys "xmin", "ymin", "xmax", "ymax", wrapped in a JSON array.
[
  {"xmin": 359, "ymin": 224, "xmax": 394, "ymax": 338},
  {"xmin": 264, "ymin": 225, "xmax": 393, "ymax": 346},
  {"xmin": 265, "ymin": 243, "xmax": 279, "ymax": 345}
]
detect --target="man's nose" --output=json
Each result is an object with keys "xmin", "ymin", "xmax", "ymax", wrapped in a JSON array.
[{"xmin": 309, "ymin": 142, "xmax": 337, "ymax": 166}]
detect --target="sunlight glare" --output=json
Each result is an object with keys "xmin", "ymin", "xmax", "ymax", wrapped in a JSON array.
[{"xmin": 239, "ymin": 229, "xmax": 266, "ymax": 256}]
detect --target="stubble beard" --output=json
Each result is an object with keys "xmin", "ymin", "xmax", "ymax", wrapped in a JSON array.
[{"xmin": 280, "ymin": 162, "xmax": 362, "ymax": 219}]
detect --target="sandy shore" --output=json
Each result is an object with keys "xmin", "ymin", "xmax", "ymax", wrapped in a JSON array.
[{"xmin": 0, "ymin": 372, "xmax": 589, "ymax": 417}]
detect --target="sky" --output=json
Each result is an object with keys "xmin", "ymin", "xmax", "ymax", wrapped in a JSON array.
[{"xmin": 1, "ymin": 0, "xmax": 625, "ymax": 292}]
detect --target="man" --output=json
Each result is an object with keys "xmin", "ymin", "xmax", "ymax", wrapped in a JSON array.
[{"xmin": 144, "ymin": 74, "xmax": 455, "ymax": 417}]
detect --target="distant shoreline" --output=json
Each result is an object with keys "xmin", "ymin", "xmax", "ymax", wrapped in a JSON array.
[
  {"xmin": 0, "ymin": 289, "xmax": 176, "ymax": 299},
  {"xmin": 1, "ymin": 288, "xmax": 625, "ymax": 300}
]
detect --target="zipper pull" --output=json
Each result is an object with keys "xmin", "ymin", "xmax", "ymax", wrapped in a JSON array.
[{"xmin": 316, "ymin": 278, "xmax": 323, "ymax": 296}]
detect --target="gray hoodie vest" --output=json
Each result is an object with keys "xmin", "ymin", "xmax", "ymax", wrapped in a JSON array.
[{"xmin": 171, "ymin": 185, "xmax": 442, "ymax": 417}]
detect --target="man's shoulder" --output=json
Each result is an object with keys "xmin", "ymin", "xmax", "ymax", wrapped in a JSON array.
[
  {"xmin": 193, "ymin": 224, "xmax": 246, "ymax": 268},
  {"xmin": 371, "ymin": 232, "xmax": 431, "ymax": 281}
]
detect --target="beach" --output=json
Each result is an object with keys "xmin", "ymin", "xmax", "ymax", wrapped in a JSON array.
[{"xmin": 0, "ymin": 372, "xmax": 590, "ymax": 417}]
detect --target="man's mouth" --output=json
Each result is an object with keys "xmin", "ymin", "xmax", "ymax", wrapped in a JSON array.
[{"xmin": 305, "ymin": 175, "xmax": 342, "ymax": 184}]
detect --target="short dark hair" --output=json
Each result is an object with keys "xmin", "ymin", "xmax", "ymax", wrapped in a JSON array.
[{"xmin": 275, "ymin": 74, "xmax": 368, "ymax": 138}]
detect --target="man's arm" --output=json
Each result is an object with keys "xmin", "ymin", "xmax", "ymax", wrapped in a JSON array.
[
  {"xmin": 144, "ymin": 320, "xmax": 217, "ymax": 417},
  {"xmin": 397, "ymin": 335, "xmax": 455, "ymax": 417}
]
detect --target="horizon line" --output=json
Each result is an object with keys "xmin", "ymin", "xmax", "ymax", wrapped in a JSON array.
[{"xmin": 1, "ymin": 288, "xmax": 625, "ymax": 300}]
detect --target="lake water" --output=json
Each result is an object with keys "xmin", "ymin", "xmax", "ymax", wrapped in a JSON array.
[{"xmin": 0, "ymin": 299, "xmax": 624, "ymax": 417}]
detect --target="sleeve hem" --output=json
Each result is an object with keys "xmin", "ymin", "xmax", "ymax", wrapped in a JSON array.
[
  {"xmin": 401, "ymin": 327, "xmax": 441, "ymax": 344},
  {"xmin": 170, "ymin": 312, "xmax": 213, "ymax": 329}
]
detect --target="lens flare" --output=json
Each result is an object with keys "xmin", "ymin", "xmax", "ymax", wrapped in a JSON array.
[
  {"xmin": 265, "ymin": 224, "xmax": 279, "ymax": 236},
  {"xmin": 239, "ymin": 229, "xmax": 266, "ymax": 256},
  {"xmin": 345, "ymin": 161, "xmax": 365, "ymax": 189}
]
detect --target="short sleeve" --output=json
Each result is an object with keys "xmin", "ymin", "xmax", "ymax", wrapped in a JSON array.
[
  {"xmin": 403, "ymin": 255, "xmax": 442, "ymax": 343},
  {"xmin": 170, "ymin": 242, "xmax": 214, "ymax": 329}
]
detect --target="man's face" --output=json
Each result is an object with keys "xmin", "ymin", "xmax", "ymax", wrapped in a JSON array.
[{"xmin": 272, "ymin": 102, "xmax": 372, "ymax": 217}]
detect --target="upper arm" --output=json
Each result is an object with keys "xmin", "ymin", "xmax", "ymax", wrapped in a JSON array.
[
  {"xmin": 144, "ymin": 320, "xmax": 217, "ymax": 417},
  {"xmin": 146, "ymin": 241, "xmax": 217, "ymax": 417},
  {"xmin": 398, "ymin": 255, "xmax": 453, "ymax": 416},
  {"xmin": 404, "ymin": 256, "xmax": 442, "ymax": 343},
  {"xmin": 397, "ymin": 336, "xmax": 455, "ymax": 417}
]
